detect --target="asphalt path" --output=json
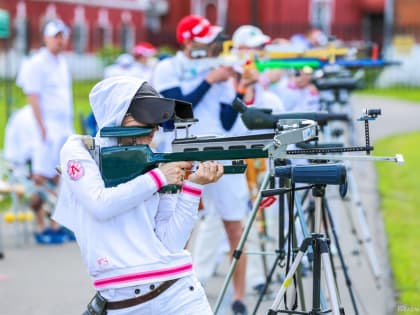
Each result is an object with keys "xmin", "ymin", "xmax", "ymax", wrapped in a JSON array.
[{"xmin": 0, "ymin": 94, "xmax": 419, "ymax": 315}]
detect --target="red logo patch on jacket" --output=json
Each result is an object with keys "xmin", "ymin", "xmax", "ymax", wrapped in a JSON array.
[{"xmin": 67, "ymin": 160, "xmax": 84, "ymax": 181}]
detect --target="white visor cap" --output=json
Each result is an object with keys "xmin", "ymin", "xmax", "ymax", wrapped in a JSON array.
[
  {"xmin": 43, "ymin": 19, "xmax": 70, "ymax": 38},
  {"xmin": 232, "ymin": 25, "xmax": 270, "ymax": 48}
]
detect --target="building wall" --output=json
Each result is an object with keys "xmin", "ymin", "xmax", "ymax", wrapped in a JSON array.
[
  {"xmin": 227, "ymin": 0, "xmax": 366, "ymax": 41},
  {"xmin": 395, "ymin": 0, "xmax": 420, "ymax": 27},
  {"xmin": 1, "ymin": 0, "xmax": 388, "ymax": 52},
  {"xmin": 1, "ymin": 0, "xmax": 146, "ymax": 53}
]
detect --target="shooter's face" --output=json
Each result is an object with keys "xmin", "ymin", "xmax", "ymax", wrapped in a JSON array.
[
  {"xmin": 185, "ymin": 41, "xmax": 222, "ymax": 58},
  {"xmin": 295, "ymin": 73, "xmax": 312, "ymax": 88},
  {"xmin": 119, "ymin": 114, "xmax": 158, "ymax": 146}
]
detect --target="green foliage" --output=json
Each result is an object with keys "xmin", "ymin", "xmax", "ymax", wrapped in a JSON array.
[
  {"xmin": 73, "ymin": 80, "xmax": 99, "ymax": 133},
  {"xmin": 357, "ymin": 86, "xmax": 420, "ymax": 104},
  {"xmin": 359, "ymin": 68, "xmax": 383, "ymax": 89},
  {"xmin": 157, "ymin": 45, "xmax": 175, "ymax": 56},
  {"xmin": 375, "ymin": 132, "xmax": 420, "ymax": 309}
]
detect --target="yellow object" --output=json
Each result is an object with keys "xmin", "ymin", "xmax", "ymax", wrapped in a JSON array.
[
  {"xmin": 17, "ymin": 211, "xmax": 26, "ymax": 222},
  {"xmin": 24, "ymin": 211, "xmax": 34, "ymax": 222},
  {"xmin": 220, "ymin": 39, "xmax": 349, "ymax": 64},
  {"xmin": 283, "ymin": 277, "xmax": 292, "ymax": 288},
  {"xmin": 245, "ymin": 158, "xmax": 267, "ymax": 201},
  {"xmin": 3, "ymin": 211, "xmax": 16, "ymax": 223},
  {"xmin": 393, "ymin": 34, "xmax": 415, "ymax": 55}
]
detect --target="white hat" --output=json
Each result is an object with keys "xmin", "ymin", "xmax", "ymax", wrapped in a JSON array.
[
  {"xmin": 232, "ymin": 25, "xmax": 270, "ymax": 48},
  {"xmin": 43, "ymin": 19, "xmax": 70, "ymax": 38},
  {"xmin": 116, "ymin": 53, "xmax": 135, "ymax": 67}
]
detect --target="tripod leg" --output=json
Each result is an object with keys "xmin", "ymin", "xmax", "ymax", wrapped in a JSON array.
[
  {"xmin": 295, "ymin": 190, "xmax": 329, "ymax": 311},
  {"xmin": 213, "ymin": 172, "xmax": 271, "ymax": 315},
  {"xmin": 321, "ymin": 246, "xmax": 341, "ymax": 315},
  {"xmin": 324, "ymin": 197, "xmax": 360, "ymax": 315},
  {"xmin": 254, "ymin": 190, "xmax": 309, "ymax": 315},
  {"xmin": 268, "ymin": 238, "xmax": 311, "ymax": 313},
  {"xmin": 292, "ymin": 223, "xmax": 307, "ymax": 311},
  {"xmin": 345, "ymin": 161, "xmax": 381, "ymax": 283}
]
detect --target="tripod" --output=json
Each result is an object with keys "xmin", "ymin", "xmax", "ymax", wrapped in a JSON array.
[
  {"xmin": 266, "ymin": 163, "xmax": 361, "ymax": 315},
  {"xmin": 268, "ymin": 184, "xmax": 342, "ymax": 315},
  {"xmin": 251, "ymin": 177, "xmax": 316, "ymax": 314}
]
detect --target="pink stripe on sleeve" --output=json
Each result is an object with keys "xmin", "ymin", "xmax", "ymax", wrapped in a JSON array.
[
  {"xmin": 148, "ymin": 169, "xmax": 164, "ymax": 190},
  {"xmin": 181, "ymin": 184, "xmax": 202, "ymax": 197}
]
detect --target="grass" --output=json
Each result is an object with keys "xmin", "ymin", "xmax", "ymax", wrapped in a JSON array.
[
  {"xmin": 375, "ymin": 132, "xmax": 420, "ymax": 311},
  {"xmin": 356, "ymin": 86, "xmax": 420, "ymax": 104}
]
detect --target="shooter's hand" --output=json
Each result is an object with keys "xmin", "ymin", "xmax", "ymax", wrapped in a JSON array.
[
  {"xmin": 240, "ymin": 68, "xmax": 259, "ymax": 87},
  {"xmin": 188, "ymin": 161, "xmax": 224, "ymax": 185},
  {"xmin": 206, "ymin": 66, "xmax": 235, "ymax": 84},
  {"xmin": 159, "ymin": 161, "xmax": 193, "ymax": 186}
]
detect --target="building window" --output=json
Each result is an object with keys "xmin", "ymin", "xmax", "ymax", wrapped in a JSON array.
[
  {"xmin": 95, "ymin": 9, "xmax": 112, "ymax": 49},
  {"xmin": 205, "ymin": 3, "xmax": 217, "ymax": 24},
  {"xmin": 73, "ymin": 6, "xmax": 88, "ymax": 54},
  {"xmin": 191, "ymin": 0, "xmax": 227, "ymax": 28},
  {"xmin": 120, "ymin": 23, "xmax": 134, "ymax": 52},
  {"xmin": 120, "ymin": 11, "xmax": 134, "ymax": 53},
  {"xmin": 14, "ymin": 1, "xmax": 30, "ymax": 54},
  {"xmin": 73, "ymin": 23, "xmax": 88, "ymax": 54},
  {"xmin": 310, "ymin": 0, "xmax": 333, "ymax": 34}
]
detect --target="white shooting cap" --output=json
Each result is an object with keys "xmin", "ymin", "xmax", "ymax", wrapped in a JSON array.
[
  {"xmin": 232, "ymin": 25, "xmax": 270, "ymax": 48},
  {"xmin": 43, "ymin": 19, "xmax": 70, "ymax": 38},
  {"xmin": 116, "ymin": 53, "xmax": 135, "ymax": 67}
]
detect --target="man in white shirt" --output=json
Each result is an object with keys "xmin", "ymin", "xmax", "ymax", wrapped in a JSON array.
[
  {"xmin": 152, "ymin": 15, "xmax": 250, "ymax": 315},
  {"xmin": 16, "ymin": 19, "xmax": 74, "ymax": 244}
]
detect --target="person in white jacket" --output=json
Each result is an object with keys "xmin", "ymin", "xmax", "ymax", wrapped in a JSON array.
[{"xmin": 53, "ymin": 76, "xmax": 223, "ymax": 315}]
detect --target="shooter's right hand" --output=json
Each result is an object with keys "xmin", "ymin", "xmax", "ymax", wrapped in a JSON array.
[{"xmin": 158, "ymin": 161, "xmax": 193, "ymax": 186}]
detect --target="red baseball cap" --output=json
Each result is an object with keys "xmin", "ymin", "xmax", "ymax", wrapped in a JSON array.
[
  {"xmin": 176, "ymin": 15, "xmax": 223, "ymax": 44},
  {"xmin": 133, "ymin": 42, "xmax": 157, "ymax": 57}
]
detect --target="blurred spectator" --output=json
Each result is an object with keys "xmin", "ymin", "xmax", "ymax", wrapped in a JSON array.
[
  {"xmin": 132, "ymin": 41, "xmax": 158, "ymax": 82},
  {"xmin": 231, "ymin": 24, "xmax": 286, "ymax": 295},
  {"xmin": 4, "ymin": 105, "xmax": 37, "ymax": 178},
  {"xmin": 103, "ymin": 53, "xmax": 139, "ymax": 78},
  {"xmin": 232, "ymin": 25, "xmax": 270, "ymax": 50},
  {"xmin": 270, "ymin": 66, "xmax": 320, "ymax": 112},
  {"xmin": 16, "ymin": 19, "xmax": 75, "ymax": 244},
  {"xmin": 230, "ymin": 25, "xmax": 285, "ymax": 132},
  {"xmin": 290, "ymin": 28, "xmax": 328, "ymax": 50}
]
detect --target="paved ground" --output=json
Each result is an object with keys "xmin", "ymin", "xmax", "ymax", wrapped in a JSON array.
[{"xmin": 0, "ymin": 95, "xmax": 419, "ymax": 315}]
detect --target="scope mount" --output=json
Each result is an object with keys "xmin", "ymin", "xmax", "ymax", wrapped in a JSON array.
[{"xmin": 263, "ymin": 111, "xmax": 404, "ymax": 166}]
